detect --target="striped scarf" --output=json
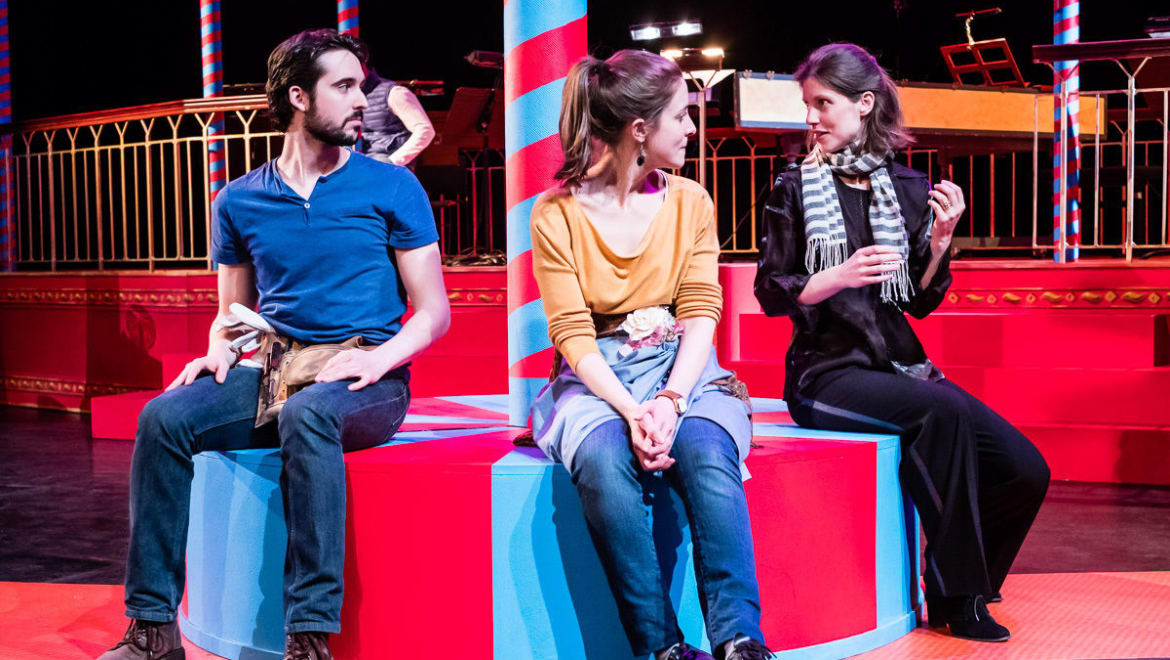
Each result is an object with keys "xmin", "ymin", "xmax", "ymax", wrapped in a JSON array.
[{"xmin": 800, "ymin": 143, "xmax": 912, "ymax": 303}]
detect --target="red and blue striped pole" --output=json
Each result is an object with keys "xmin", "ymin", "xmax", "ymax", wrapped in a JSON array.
[
  {"xmin": 1053, "ymin": 0, "xmax": 1080, "ymax": 262},
  {"xmin": 338, "ymin": 0, "xmax": 358, "ymax": 37},
  {"xmin": 200, "ymin": 0, "xmax": 225, "ymax": 202},
  {"xmin": 504, "ymin": 0, "xmax": 587, "ymax": 425},
  {"xmin": 0, "ymin": 0, "xmax": 14, "ymax": 272}
]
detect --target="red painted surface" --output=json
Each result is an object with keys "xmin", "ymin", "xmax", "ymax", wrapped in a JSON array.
[
  {"xmin": 2, "ymin": 268, "xmax": 507, "ymax": 412},
  {"xmin": 745, "ymin": 435, "xmax": 878, "ymax": 649},
  {"xmin": 13, "ymin": 259, "xmax": 1170, "ymax": 485},
  {"xmin": 910, "ymin": 312, "xmax": 1168, "ymax": 368},
  {"xmin": 716, "ymin": 261, "xmax": 1170, "ymax": 486},
  {"xmin": 333, "ymin": 431, "xmax": 521, "ymax": 660}
]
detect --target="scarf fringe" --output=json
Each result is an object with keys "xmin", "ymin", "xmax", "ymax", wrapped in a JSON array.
[
  {"xmin": 805, "ymin": 235, "xmax": 848, "ymax": 274},
  {"xmin": 880, "ymin": 258, "xmax": 913, "ymax": 304}
]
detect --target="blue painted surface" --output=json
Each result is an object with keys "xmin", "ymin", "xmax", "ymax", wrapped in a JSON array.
[
  {"xmin": 506, "ymin": 195, "xmax": 539, "ymax": 261},
  {"xmin": 184, "ymin": 451, "xmax": 286, "ymax": 660},
  {"xmin": 439, "ymin": 393, "xmax": 510, "ymax": 415},
  {"xmin": 490, "ymin": 447, "xmax": 709, "ymax": 660},
  {"xmin": 507, "ymin": 298, "xmax": 554, "ymax": 365},
  {"xmin": 504, "ymin": 78, "xmax": 566, "ymax": 156},
  {"xmin": 508, "ymin": 377, "xmax": 548, "ymax": 427}
]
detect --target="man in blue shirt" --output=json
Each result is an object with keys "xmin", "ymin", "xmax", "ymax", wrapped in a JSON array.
[{"xmin": 99, "ymin": 29, "xmax": 449, "ymax": 660}]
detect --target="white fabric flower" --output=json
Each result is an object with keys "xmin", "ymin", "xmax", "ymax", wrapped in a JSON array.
[{"xmin": 620, "ymin": 306, "xmax": 675, "ymax": 341}]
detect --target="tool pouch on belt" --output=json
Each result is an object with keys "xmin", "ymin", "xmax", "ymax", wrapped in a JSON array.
[{"xmin": 253, "ymin": 334, "xmax": 373, "ymax": 427}]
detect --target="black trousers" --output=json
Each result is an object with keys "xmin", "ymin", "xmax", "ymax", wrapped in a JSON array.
[{"xmin": 789, "ymin": 367, "xmax": 1050, "ymax": 598}]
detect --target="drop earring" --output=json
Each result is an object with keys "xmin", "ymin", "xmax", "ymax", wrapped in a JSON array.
[{"xmin": 636, "ymin": 144, "xmax": 646, "ymax": 167}]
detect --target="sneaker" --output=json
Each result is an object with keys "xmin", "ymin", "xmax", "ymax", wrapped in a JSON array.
[
  {"xmin": 96, "ymin": 620, "xmax": 184, "ymax": 659},
  {"xmin": 659, "ymin": 641, "xmax": 716, "ymax": 660},
  {"xmin": 283, "ymin": 632, "xmax": 332, "ymax": 660},
  {"xmin": 723, "ymin": 634, "xmax": 773, "ymax": 660},
  {"xmin": 928, "ymin": 594, "xmax": 1010, "ymax": 642}
]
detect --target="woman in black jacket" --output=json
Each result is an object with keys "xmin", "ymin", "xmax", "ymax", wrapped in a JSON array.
[{"xmin": 753, "ymin": 43, "xmax": 1049, "ymax": 643}]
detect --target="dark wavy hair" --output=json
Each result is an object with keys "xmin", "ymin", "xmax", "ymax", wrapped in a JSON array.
[
  {"xmin": 794, "ymin": 43, "xmax": 912, "ymax": 155},
  {"xmin": 265, "ymin": 29, "xmax": 368, "ymax": 132},
  {"xmin": 555, "ymin": 50, "xmax": 682, "ymax": 185}
]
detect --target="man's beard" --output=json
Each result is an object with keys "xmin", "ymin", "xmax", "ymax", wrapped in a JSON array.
[{"xmin": 305, "ymin": 104, "xmax": 361, "ymax": 147}]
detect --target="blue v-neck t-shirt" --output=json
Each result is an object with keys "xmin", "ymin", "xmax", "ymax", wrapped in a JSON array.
[{"xmin": 210, "ymin": 152, "xmax": 439, "ymax": 345}]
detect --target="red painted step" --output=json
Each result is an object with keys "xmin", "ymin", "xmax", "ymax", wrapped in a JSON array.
[
  {"xmin": 90, "ymin": 389, "xmax": 160, "ymax": 440},
  {"xmin": 911, "ymin": 312, "xmax": 1169, "ymax": 369},
  {"xmin": 1022, "ymin": 423, "xmax": 1170, "ymax": 486},
  {"xmin": 943, "ymin": 365, "xmax": 1170, "ymax": 428}
]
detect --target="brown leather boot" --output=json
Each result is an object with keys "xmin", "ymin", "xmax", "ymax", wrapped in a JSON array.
[
  {"xmin": 283, "ymin": 632, "xmax": 332, "ymax": 660},
  {"xmin": 96, "ymin": 619, "xmax": 184, "ymax": 659}
]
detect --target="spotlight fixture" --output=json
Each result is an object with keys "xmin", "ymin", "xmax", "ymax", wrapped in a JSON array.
[
  {"xmin": 630, "ymin": 25, "xmax": 662, "ymax": 41},
  {"xmin": 465, "ymin": 50, "xmax": 504, "ymax": 70},
  {"xmin": 660, "ymin": 46, "xmax": 724, "ymax": 73},
  {"xmin": 629, "ymin": 20, "xmax": 703, "ymax": 42}
]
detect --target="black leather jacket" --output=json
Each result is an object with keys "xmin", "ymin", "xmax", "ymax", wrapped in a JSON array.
[{"xmin": 753, "ymin": 161, "xmax": 952, "ymax": 401}]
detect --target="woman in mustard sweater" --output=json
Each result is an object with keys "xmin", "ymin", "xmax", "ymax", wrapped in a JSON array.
[{"xmin": 527, "ymin": 50, "xmax": 769, "ymax": 660}]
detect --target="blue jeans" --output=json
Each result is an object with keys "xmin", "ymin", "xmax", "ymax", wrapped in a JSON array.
[
  {"xmin": 123, "ymin": 365, "xmax": 410, "ymax": 634},
  {"xmin": 569, "ymin": 417, "xmax": 764, "ymax": 655}
]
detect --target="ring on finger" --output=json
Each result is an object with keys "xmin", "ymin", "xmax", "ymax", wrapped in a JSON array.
[{"xmin": 940, "ymin": 198, "xmax": 952, "ymax": 210}]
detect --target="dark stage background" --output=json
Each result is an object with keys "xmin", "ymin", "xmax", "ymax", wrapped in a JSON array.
[{"xmin": 6, "ymin": 0, "xmax": 1159, "ymax": 122}]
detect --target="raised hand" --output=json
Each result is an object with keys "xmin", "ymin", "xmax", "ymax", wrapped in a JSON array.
[{"xmin": 927, "ymin": 179, "xmax": 965, "ymax": 257}]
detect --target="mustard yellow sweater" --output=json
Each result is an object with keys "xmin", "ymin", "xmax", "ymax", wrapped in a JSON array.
[{"xmin": 530, "ymin": 173, "xmax": 723, "ymax": 370}]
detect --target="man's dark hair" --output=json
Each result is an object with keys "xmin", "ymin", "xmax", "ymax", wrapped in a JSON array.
[{"xmin": 266, "ymin": 29, "xmax": 369, "ymax": 132}]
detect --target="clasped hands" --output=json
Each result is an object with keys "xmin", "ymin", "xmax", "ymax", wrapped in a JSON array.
[{"xmin": 623, "ymin": 395, "xmax": 680, "ymax": 472}]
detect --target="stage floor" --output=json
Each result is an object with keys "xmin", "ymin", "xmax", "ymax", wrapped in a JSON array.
[
  {"xmin": 4, "ymin": 574, "xmax": 1169, "ymax": 660},
  {"xmin": 3, "ymin": 405, "xmax": 1170, "ymax": 658}
]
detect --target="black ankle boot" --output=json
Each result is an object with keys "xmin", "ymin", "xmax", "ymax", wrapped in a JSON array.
[{"xmin": 927, "ymin": 594, "xmax": 1010, "ymax": 642}]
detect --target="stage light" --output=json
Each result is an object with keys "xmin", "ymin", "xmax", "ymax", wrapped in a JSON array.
[
  {"xmin": 630, "ymin": 20, "xmax": 703, "ymax": 42},
  {"xmin": 660, "ymin": 47, "xmax": 723, "ymax": 73},
  {"xmin": 630, "ymin": 25, "xmax": 663, "ymax": 41},
  {"xmin": 465, "ymin": 50, "xmax": 504, "ymax": 70}
]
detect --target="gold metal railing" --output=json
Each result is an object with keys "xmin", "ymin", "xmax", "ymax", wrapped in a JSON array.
[
  {"xmin": 8, "ymin": 95, "xmax": 274, "ymax": 270},
  {"xmin": 9, "ymin": 90, "xmax": 1165, "ymax": 271}
]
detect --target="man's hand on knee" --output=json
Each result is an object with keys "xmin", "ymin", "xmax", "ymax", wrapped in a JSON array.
[
  {"xmin": 314, "ymin": 348, "xmax": 393, "ymax": 391},
  {"xmin": 166, "ymin": 344, "xmax": 236, "ymax": 390}
]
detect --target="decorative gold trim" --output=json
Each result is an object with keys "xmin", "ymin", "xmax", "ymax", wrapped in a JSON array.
[
  {"xmin": 444, "ymin": 288, "xmax": 506, "ymax": 306},
  {"xmin": 2, "ymin": 375, "xmax": 142, "ymax": 398},
  {"xmin": 0, "ymin": 288, "xmax": 218, "ymax": 308},
  {"xmin": 940, "ymin": 288, "xmax": 1170, "ymax": 308}
]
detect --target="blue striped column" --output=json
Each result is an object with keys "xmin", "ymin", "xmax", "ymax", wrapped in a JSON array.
[
  {"xmin": 200, "ymin": 0, "xmax": 225, "ymax": 201},
  {"xmin": 1053, "ymin": 0, "xmax": 1080, "ymax": 262},
  {"xmin": 504, "ymin": 0, "xmax": 587, "ymax": 425},
  {"xmin": 0, "ymin": 0, "xmax": 13, "ymax": 271},
  {"xmin": 338, "ymin": 0, "xmax": 358, "ymax": 37}
]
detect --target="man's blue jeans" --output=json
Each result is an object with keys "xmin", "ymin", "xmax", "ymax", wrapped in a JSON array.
[
  {"xmin": 569, "ymin": 417, "xmax": 764, "ymax": 656},
  {"xmin": 123, "ymin": 365, "xmax": 410, "ymax": 634}
]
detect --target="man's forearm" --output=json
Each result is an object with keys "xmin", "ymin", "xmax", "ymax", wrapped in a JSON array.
[{"xmin": 369, "ymin": 304, "xmax": 449, "ymax": 372}]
